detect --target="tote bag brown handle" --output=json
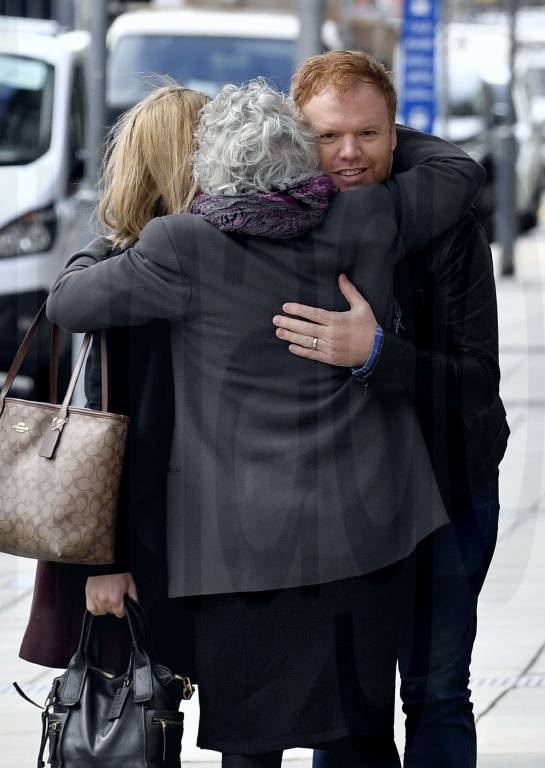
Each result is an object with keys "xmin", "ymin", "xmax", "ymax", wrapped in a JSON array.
[
  {"xmin": 0, "ymin": 302, "xmax": 109, "ymax": 457},
  {"xmin": 48, "ymin": 323, "xmax": 110, "ymax": 406}
]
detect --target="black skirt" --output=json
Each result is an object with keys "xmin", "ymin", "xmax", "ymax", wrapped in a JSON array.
[{"xmin": 191, "ymin": 560, "xmax": 409, "ymax": 755}]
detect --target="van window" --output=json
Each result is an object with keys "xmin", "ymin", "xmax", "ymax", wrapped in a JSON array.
[
  {"xmin": 0, "ymin": 54, "xmax": 54, "ymax": 165},
  {"xmin": 107, "ymin": 35, "xmax": 294, "ymax": 108},
  {"xmin": 448, "ymin": 74, "xmax": 485, "ymax": 118},
  {"xmin": 68, "ymin": 63, "xmax": 86, "ymax": 186}
]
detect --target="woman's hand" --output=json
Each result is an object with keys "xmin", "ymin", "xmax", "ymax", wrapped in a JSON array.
[{"xmin": 85, "ymin": 573, "xmax": 139, "ymax": 618}]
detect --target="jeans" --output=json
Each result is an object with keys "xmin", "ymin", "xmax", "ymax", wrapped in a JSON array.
[
  {"xmin": 223, "ymin": 735, "xmax": 401, "ymax": 767},
  {"xmin": 313, "ymin": 473, "xmax": 500, "ymax": 768}
]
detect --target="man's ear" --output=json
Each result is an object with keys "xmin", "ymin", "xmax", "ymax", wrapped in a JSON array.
[{"xmin": 390, "ymin": 122, "xmax": 397, "ymax": 152}]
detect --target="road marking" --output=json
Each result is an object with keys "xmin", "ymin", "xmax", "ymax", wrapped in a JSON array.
[
  {"xmin": 4, "ymin": 675, "xmax": 545, "ymax": 696},
  {"xmin": 476, "ymin": 639, "xmax": 545, "ymax": 722},
  {"xmin": 503, "ymin": 400, "xmax": 545, "ymax": 408},
  {"xmin": 471, "ymin": 675, "xmax": 545, "ymax": 688}
]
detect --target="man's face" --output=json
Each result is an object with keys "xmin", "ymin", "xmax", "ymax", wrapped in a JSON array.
[{"xmin": 301, "ymin": 83, "xmax": 397, "ymax": 191}]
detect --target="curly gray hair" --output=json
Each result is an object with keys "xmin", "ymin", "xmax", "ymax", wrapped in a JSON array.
[{"xmin": 192, "ymin": 79, "xmax": 319, "ymax": 195}]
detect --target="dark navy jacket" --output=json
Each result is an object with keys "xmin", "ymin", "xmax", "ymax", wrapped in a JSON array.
[{"xmin": 371, "ymin": 204, "xmax": 509, "ymax": 514}]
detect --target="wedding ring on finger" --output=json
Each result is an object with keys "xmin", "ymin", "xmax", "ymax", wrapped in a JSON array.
[{"xmin": 312, "ymin": 337, "xmax": 319, "ymax": 351}]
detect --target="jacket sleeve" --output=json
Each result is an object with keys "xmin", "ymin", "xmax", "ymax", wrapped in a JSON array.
[
  {"xmin": 344, "ymin": 127, "xmax": 486, "ymax": 264},
  {"xmin": 72, "ymin": 239, "xmax": 129, "ymax": 575},
  {"xmin": 59, "ymin": 236, "xmax": 132, "ymax": 576},
  {"xmin": 47, "ymin": 217, "xmax": 190, "ymax": 331},
  {"xmin": 385, "ymin": 126, "xmax": 486, "ymax": 256},
  {"xmin": 368, "ymin": 212, "xmax": 501, "ymax": 418}
]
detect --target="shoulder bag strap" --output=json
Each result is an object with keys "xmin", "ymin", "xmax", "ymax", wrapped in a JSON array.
[
  {"xmin": 0, "ymin": 302, "xmax": 109, "ymax": 418},
  {"xmin": 0, "ymin": 303, "xmax": 46, "ymax": 416}
]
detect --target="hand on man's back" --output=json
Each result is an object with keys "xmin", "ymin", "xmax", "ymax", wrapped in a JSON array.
[{"xmin": 273, "ymin": 273, "xmax": 378, "ymax": 368}]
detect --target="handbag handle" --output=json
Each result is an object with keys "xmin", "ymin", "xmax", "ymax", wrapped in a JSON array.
[
  {"xmin": 58, "ymin": 598, "xmax": 154, "ymax": 707},
  {"xmin": 0, "ymin": 302, "xmax": 110, "ymax": 458},
  {"xmin": 124, "ymin": 595, "xmax": 158, "ymax": 661},
  {"xmin": 0, "ymin": 301, "xmax": 108, "ymax": 413},
  {"xmin": 69, "ymin": 597, "xmax": 152, "ymax": 656}
]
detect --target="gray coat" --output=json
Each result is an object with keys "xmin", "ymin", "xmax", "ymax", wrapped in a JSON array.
[{"xmin": 47, "ymin": 128, "xmax": 484, "ymax": 597}]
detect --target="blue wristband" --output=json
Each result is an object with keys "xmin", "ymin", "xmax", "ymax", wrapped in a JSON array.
[{"xmin": 351, "ymin": 324, "xmax": 384, "ymax": 379}]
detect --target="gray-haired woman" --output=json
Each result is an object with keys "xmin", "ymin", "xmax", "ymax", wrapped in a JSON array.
[{"xmin": 47, "ymin": 79, "xmax": 484, "ymax": 767}]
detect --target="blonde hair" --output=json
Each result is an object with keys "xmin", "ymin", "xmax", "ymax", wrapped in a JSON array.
[{"xmin": 98, "ymin": 83, "xmax": 209, "ymax": 248}]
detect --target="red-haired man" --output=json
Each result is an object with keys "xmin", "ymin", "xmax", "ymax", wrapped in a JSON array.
[{"xmin": 273, "ymin": 50, "xmax": 508, "ymax": 768}]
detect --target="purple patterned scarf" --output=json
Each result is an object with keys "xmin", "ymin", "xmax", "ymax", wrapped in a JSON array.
[{"xmin": 191, "ymin": 175, "xmax": 337, "ymax": 239}]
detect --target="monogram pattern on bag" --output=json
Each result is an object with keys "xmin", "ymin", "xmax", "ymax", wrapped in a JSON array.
[{"xmin": 0, "ymin": 399, "xmax": 128, "ymax": 563}]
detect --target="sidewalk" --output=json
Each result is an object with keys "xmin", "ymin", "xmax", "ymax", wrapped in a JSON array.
[
  {"xmin": 467, "ymin": 223, "xmax": 545, "ymax": 760},
  {"xmin": 1, "ymin": 222, "xmax": 545, "ymax": 765}
]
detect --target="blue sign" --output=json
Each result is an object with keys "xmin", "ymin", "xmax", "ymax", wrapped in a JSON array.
[{"xmin": 400, "ymin": 0, "xmax": 439, "ymax": 134}]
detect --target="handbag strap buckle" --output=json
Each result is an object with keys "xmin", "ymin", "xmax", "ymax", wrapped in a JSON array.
[{"xmin": 51, "ymin": 416, "xmax": 69, "ymax": 431}]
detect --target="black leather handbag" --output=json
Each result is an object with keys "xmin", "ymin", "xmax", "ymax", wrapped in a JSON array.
[{"xmin": 27, "ymin": 596, "xmax": 194, "ymax": 767}]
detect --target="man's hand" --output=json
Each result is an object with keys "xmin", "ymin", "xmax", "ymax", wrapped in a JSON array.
[
  {"xmin": 273, "ymin": 274, "xmax": 378, "ymax": 368},
  {"xmin": 86, "ymin": 573, "xmax": 139, "ymax": 618}
]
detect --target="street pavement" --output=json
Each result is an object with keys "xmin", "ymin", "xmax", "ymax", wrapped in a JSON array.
[{"xmin": 1, "ymin": 218, "xmax": 545, "ymax": 765}]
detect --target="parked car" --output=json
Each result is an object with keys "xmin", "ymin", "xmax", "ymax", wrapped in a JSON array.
[
  {"xmin": 0, "ymin": 17, "xmax": 89, "ymax": 398},
  {"xmin": 429, "ymin": 52, "xmax": 495, "ymax": 236},
  {"xmin": 430, "ymin": 24, "xmax": 544, "ymax": 239},
  {"xmin": 440, "ymin": 62, "xmax": 543, "ymax": 238},
  {"xmin": 106, "ymin": 7, "xmax": 339, "ymax": 123},
  {"xmin": 518, "ymin": 47, "xmax": 545, "ymax": 165},
  {"xmin": 482, "ymin": 71, "xmax": 544, "ymax": 232}
]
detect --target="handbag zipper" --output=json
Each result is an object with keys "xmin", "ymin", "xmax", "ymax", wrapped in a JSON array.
[
  {"xmin": 90, "ymin": 667, "xmax": 116, "ymax": 680},
  {"xmin": 152, "ymin": 717, "xmax": 183, "ymax": 762},
  {"xmin": 152, "ymin": 717, "xmax": 182, "ymax": 726},
  {"xmin": 48, "ymin": 720, "xmax": 62, "ymax": 759}
]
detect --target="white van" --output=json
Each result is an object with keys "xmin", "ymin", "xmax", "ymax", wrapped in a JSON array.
[
  {"xmin": 106, "ymin": 8, "xmax": 338, "ymax": 122},
  {"xmin": 0, "ymin": 18, "xmax": 89, "ymax": 397}
]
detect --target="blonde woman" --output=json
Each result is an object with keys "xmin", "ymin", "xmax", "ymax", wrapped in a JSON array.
[{"xmin": 20, "ymin": 84, "xmax": 208, "ymax": 672}]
